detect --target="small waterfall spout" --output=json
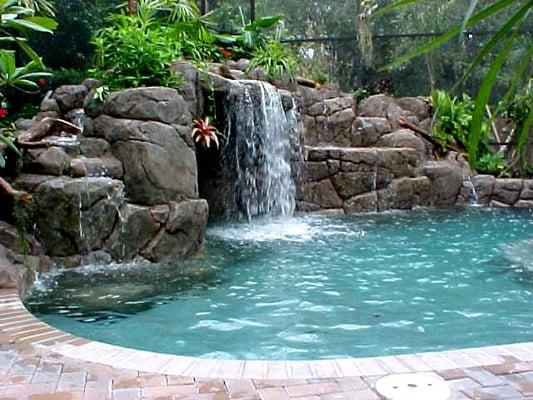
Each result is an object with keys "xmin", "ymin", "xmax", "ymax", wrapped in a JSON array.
[
  {"xmin": 462, "ymin": 175, "xmax": 479, "ymax": 206},
  {"xmin": 223, "ymin": 81, "xmax": 298, "ymax": 220}
]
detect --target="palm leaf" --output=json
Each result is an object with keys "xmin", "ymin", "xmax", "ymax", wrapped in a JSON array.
[
  {"xmin": 453, "ymin": 1, "xmax": 532, "ymax": 91},
  {"xmin": 381, "ymin": 0, "xmax": 516, "ymax": 70},
  {"xmin": 469, "ymin": 34, "xmax": 519, "ymax": 165}
]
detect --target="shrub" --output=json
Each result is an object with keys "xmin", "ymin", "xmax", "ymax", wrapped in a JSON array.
[
  {"xmin": 90, "ymin": 15, "xmax": 182, "ymax": 89},
  {"xmin": 247, "ymin": 39, "xmax": 296, "ymax": 81}
]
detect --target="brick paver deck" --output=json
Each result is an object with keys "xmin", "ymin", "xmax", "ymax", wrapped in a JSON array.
[{"xmin": 1, "ymin": 289, "xmax": 532, "ymax": 399}]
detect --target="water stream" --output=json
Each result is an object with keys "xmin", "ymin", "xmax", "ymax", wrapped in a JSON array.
[{"xmin": 224, "ymin": 81, "xmax": 298, "ymax": 220}]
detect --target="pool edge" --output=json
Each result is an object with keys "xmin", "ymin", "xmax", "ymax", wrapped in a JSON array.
[{"xmin": 2, "ymin": 289, "xmax": 532, "ymax": 380}]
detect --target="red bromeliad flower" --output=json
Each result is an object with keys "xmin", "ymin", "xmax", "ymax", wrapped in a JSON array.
[
  {"xmin": 220, "ymin": 47, "xmax": 232, "ymax": 60},
  {"xmin": 192, "ymin": 117, "xmax": 221, "ymax": 149},
  {"xmin": 0, "ymin": 108, "xmax": 8, "ymax": 119}
]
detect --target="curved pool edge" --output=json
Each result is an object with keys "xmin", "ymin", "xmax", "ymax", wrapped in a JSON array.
[{"xmin": 2, "ymin": 289, "xmax": 533, "ymax": 380}]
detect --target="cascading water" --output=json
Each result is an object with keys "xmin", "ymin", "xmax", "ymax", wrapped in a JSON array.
[{"xmin": 222, "ymin": 81, "xmax": 299, "ymax": 220}]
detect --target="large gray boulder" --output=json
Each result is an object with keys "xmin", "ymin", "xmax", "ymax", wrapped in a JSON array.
[
  {"xmin": 142, "ymin": 200, "xmax": 209, "ymax": 262},
  {"xmin": 103, "ymin": 87, "xmax": 191, "ymax": 125},
  {"xmin": 422, "ymin": 161, "xmax": 463, "ymax": 206},
  {"xmin": 396, "ymin": 97, "xmax": 430, "ymax": 120},
  {"xmin": 31, "ymin": 177, "xmax": 124, "ymax": 256},
  {"xmin": 93, "ymin": 116, "xmax": 198, "ymax": 205},
  {"xmin": 358, "ymin": 95, "xmax": 407, "ymax": 129},
  {"xmin": 53, "ymin": 85, "xmax": 88, "ymax": 112},
  {"xmin": 352, "ymin": 117, "xmax": 392, "ymax": 146},
  {"xmin": 24, "ymin": 147, "xmax": 72, "ymax": 176},
  {"xmin": 376, "ymin": 129, "xmax": 428, "ymax": 157},
  {"xmin": 492, "ymin": 179, "xmax": 523, "ymax": 205}
]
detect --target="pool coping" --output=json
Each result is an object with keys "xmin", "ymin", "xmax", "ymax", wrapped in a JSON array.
[{"xmin": 1, "ymin": 289, "xmax": 532, "ymax": 380}]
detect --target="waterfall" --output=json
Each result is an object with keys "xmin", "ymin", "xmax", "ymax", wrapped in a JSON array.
[
  {"xmin": 223, "ymin": 81, "xmax": 298, "ymax": 220},
  {"xmin": 462, "ymin": 175, "xmax": 479, "ymax": 206}
]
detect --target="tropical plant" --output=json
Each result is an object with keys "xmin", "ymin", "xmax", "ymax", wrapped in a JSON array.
[
  {"xmin": 91, "ymin": 0, "xmax": 221, "ymax": 89},
  {"xmin": 17, "ymin": 0, "xmax": 55, "ymax": 16},
  {"xmin": 0, "ymin": 50, "xmax": 51, "ymax": 91},
  {"xmin": 192, "ymin": 117, "xmax": 221, "ymax": 148},
  {"xmin": 430, "ymin": 90, "xmax": 485, "ymax": 153},
  {"xmin": 0, "ymin": 0, "xmax": 57, "ymax": 64},
  {"xmin": 373, "ymin": 0, "xmax": 533, "ymax": 168},
  {"xmin": 0, "ymin": 132, "xmax": 20, "ymax": 169},
  {"xmin": 91, "ymin": 15, "xmax": 182, "ymax": 89},
  {"xmin": 210, "ymin": 5, "xmax": 283, "ymax": 59},
  {"xmin": 476, "ymin": 152, "xmax": 509, "ymax": 175},
  {"xmin": 247, "ymin": 31, "xmax": 296, "ymax": 80}
]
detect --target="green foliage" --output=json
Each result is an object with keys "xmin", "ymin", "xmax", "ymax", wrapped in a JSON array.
[
  {"xmin": 91, "ymin": 0, "xmax": 220, "ymax": 89},
  {"xmin": 0, "ymin": 50, "xmax": 51, "ymax": 91},
  {"xmin": 498, "ymin": 82, "xmax": 533, "ymax": 172},
  {"xmin": 312, "ymin": 71, "xmax": 329, "ymax": 85},
  {"xmin": 247, "ymin": 38, "xmax": 296, "ymax": 81},
  {"xmin": 476, "ymin": 152, "xmax": 509, "ymax": 176},
  {"xmin": 30, "ymin": 0, "xmax": 119, "ymax": 71},
  {"xmin": 91, "ymin": 17, "xmax": 179, "ymax": 89},
  {"xmin": 17, "ymin": 0, "xmax": 55, "ymax": 17},
  {"xmin": 0, "ymin": 131, "xmax": 21, "ymax": 169},
  {"xmin": 430, "ymin": 90, "xmax": 489, "ymax": 156},
  {"xmin": 47, "ymin": 68, "xmax": 86, "ymax": 87},
  {"xmin": 374, "ymin": 0, "xmax": 532, "ymax": 168}
]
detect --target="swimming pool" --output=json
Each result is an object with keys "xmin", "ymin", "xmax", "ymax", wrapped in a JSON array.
[{"xmin": 25, "ymin": 207, "xmax": 533, "ymax": 360}]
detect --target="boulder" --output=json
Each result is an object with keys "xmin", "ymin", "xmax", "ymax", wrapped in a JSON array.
[
  {"xmin": 352, "ymin": 117, "xmax": 392, "ymax": 146},
  {"xmin": 107, "ymin": 204, "xmax": 161, "ymax": 261},
  {"xmin": 32, "ymin": 177, "xmax": 124, "ymax": 256},
  {"xmin": 103, "ymin": 87, "xmax": 191, "ymax": 125},
  {"xmin": 172, "ymin": 61, "xmax": 201, "ymax": 115},
  {"xmin": 142, "ymin": 200, "xmax": 209, "ymax": 262},
  {"xmin": 378, "ymin": 148, "xmax": 418, "ymax": 179},
  {"xmin": 113, "ymin": 139, "xmax": 198, "ymax": 205},
  {"xmin": 472, "ymin": 175, "xmax": 495, "ymax": 204},
  {"xmin": 0, "ymin": 221, "xmax": 43, "ymax": 256},
  {"xmin": 0, "ymin": 245, "xmax": 26, "ymax": 289},
  {"xmin": 25, "ymin": 147, "xmax": 71, "ymax": 176},
  {"xmin": 301, "ymin": 180, "xmax": 343, "ymax": 209},
  {"xmin": 515, "ymin": 200, "xmax": 533, "ymax": 209},
  {"xmin": 422, "ymin": 161, "xmax": 463, "ymax": 206},
  {"xmin": 396, "ymin": 97, "xmax": 430, "ymax": 120},
  {"xmin": 520, "ymin": 180, "xmax": 533, "ymax": 200},
  {"xmin": 92, "ymin": 116, "xmax": 198, "ymax": 204},
  {"xmin": 344, "ymin": 192, "xmax": 377, "ymax": 213},
  {"xmin": 69, "ymin": 157, "xmax": 123, "ymax": 179},
  {"xmin": 40, "ymin": 98, "xmax": 60, "ymax": 113},
  {"xmin": 358, "ymin": 95, "xmax": 407, "ymax": 129},
  {"xmin": 80, "ymin": 138, "xmax": 111, "ymax": 158},
  {"xmin": 492, "ymin": 179, "xmax": 523, "ymax": 205},
  {"xmin": 331, "ymin": 172, "xmax": 376, "ymax": 199},
  {"xmin": 81, "ymin": 78, "xmax": 102, "ymax": 90},
  {"xmin": 376, "ymin": 129, "xmax": 427, "ymax": 157},
  {"xmin": 53, "ymin": 85, "xmax": 88, "ymax": 112}
]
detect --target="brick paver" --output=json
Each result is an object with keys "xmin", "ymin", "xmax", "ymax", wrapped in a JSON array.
[{"xmin": 1, "ymin": 290, "xmax": 533, "ymax": 399}]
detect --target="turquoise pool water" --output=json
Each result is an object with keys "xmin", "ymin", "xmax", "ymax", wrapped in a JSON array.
[{"xmin": 25, "ymin": 208, "xmax": 533, "ymax": 360}]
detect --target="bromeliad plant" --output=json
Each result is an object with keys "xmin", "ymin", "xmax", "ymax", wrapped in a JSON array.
[{"xmin": 192, "ymin": 117, "xmax": 221, "ymax": 149}]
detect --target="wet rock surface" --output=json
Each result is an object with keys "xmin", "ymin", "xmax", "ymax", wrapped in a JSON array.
[{"xmin": 1, "ymin": 82, "xmax": 208, "ymax": 268}]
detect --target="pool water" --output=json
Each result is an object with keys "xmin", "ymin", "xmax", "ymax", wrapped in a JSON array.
[{"xmin": 25, "ymin": 208, "xmax": 533, "ymax": 360}]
